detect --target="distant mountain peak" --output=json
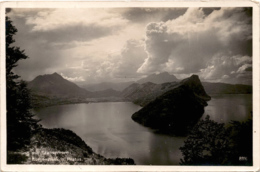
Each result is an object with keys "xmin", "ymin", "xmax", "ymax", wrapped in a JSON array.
[
  {"xmin": 181, "ymin": 74, "xmax": 199, "ymax": 83},
  {"xmin": 34, "ymin": 72, "xmax": 62, "ymax": 80},
  {"xmin": 52, "ymin": 72, "xmax": 60, "ymax": 76},
  {"xmin": 28, "ymin": 72, "xmax": 89, "ymax": 97},
  {"xmin": 137, "ymin": 72, "xmax": 178, "ymax": 84}
]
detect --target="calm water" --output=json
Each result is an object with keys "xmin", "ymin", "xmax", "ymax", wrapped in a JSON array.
[
  {"xmin": 33, "ymin": 94, "xmax": 252, "ymax": 165},
  {"xmin": 202, "ymin": 94, "xmax": 252, "ymax": 123}
]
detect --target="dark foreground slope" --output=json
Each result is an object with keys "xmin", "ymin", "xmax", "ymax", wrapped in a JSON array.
[
  {"xmin": 132, "ymin": 75, "xmax": 211, "ymax": 136},
  {"xmin": 8, "ymin": 128, "xmax": 135, "ymax": 165}
]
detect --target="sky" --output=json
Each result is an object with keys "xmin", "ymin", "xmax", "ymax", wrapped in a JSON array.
[{"xmin": 7, "ymin": 7, "xmax": 252, "ymax": 85}]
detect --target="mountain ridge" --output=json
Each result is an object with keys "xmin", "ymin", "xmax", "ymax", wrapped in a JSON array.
[
  {"xmin": 28, "ymin": 72, "xmax": 252, "ymax": 108},
  {"xmin": 131, "ymin": 75, "xmax": 211, "ymax": 136},
  {"xmin": 79, "ymin": 72, "xmax": 178, "ymax": 91},
  {"xmin": 28, "ymin": 72, "xmax": 91, "ymax": 97},
  {"xmin": 79, "ymin": 71, "xmax": 252, "ymax": 95}
]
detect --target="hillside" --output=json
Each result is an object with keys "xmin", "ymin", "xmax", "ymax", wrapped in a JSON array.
[
  {"xmin": 131, "ymin": 75, "xmax": 211, "ymax": 136},
  {"xmin": 8, "ymin": 128, "xmax": 135, "ymax": 165},
  {"xmin": 121, "ymin": 81, "xmax": 179, "ymax": 106},
  {"xmin": 28, "ymin": 73, "xmax": 91, "ymax": 97}
]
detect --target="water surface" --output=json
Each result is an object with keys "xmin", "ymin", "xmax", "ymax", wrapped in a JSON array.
[
  {"xmin": 202, "ymin": 94, "xmax": 252, "ymax": 123},
  {"xmin": 34, "ymin": 94, "xmax": 252, "ymax": 165}
]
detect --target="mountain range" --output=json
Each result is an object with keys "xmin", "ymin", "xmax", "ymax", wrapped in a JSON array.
[
  {"xmin": 79, "ymin": 72, "xmax": 179, "ymax": 91},
  {"xmin": 78, "ymin": 72, "xmax": 252, "ymax": 95},
  {"xmin": 79, "ymin": 81, "xmax": 135, "ymax": 92},
  {"xmin": 27, "ymin": 72, "xmax": 252, "ymax": 108}
]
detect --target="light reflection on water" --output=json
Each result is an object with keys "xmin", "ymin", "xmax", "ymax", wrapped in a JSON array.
[
  {"xmin": 34, "ymin": 94, "xmax": 252, "ymax": 165},
  {"xmin": 202, "ymin": 94, "xmax": 252, "ymax": 123}
]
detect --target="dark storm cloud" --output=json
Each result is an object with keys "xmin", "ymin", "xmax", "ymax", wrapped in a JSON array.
[
  {"xmin": 28, "ymin": 24, "xmax": 114, "ymax": 44},
  {"xmin": 121, "ymin": 8, "xmax": 187, "ymax": 23},
  {"xmin": 201, "ymin": 7, "xmax": 221, "ymax": 15}
]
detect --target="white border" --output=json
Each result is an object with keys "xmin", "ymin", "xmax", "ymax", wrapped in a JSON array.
[{"xmin": 0, "ymin": 1, "xmax": 259, "ymax": 171}]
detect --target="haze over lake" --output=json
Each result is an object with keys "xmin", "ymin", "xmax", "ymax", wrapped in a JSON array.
[{"xmin": 34, "ymin": 94, "xmax": 252, "ymax": 165}]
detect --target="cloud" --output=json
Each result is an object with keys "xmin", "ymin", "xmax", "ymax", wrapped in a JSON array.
[
  {"xmin": 8, "ymin": 8, "xmax": 137, "ymax": 82},
  {"xmin": 222, "ymin": 75, "xmax": 230, "ymax": 79},
  {"xmin": 9, "ymin": 8, "xmax": 128, "ymax": 45},
  {"xmin": 60, "ymin": 73, "xmax": 85, "ymax": 82},
  {"xmin": 199, "ymin": 54, "xmax": 252, "ymax": 81},
  {"xmin": 31, "ymin": 24, "xmax": 115, "ymax": 43},
  {"xmin": 25, "ymin": 9, "xmax": 128, "ymax": 31},
  {"xmin": 56, "ymin": 40, "xmax": 147, "ymax": 84},
  {"xmin": 137, "ymin": 7, "xmax": 252, "ymax": 84},
  {"xmin": 8, "ymin": 7, "xmax": 252, "ymax": 85},
  {"xmin": 121, "ymin": 8, "xmax": 187, "ymax": 23},
  {"xmin": 236, "ymin": 64, "xmax": 252, "ymax": 73},
  {"xmin": 113, "ymin": 40, "xmax": 147, "ymax": 78}
]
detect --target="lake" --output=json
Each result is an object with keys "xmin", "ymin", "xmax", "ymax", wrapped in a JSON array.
[
  {"xmin": 33, "ymin": 94, "xmax": 252, "ymax": 165},
  {"xmin": 202, "ymin": 94, "xmax": 252, "ymax": 123}
]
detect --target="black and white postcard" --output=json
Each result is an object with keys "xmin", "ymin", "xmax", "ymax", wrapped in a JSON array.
[{"xmin": 1, "ymin": 1, "xmax": 259, "ymax": 171}]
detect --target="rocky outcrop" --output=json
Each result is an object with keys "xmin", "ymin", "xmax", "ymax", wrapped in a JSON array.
[{"xmin": 131, "ymin": 75, "xmax": 211, "ymax": 136}]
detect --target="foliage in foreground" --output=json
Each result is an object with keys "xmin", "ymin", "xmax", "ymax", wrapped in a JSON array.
[
  {"xmin": 6, "ymin": 16, "xmax": 40, "ymax": 151},
  {"xmin": 180, "ymin": 115, "xmax": 252, "ymax": 165}
]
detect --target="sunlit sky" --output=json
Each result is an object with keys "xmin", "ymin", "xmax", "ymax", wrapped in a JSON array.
[{"xmin": 7, "ymin": 7, "xmax": 252, "ymax": 85}]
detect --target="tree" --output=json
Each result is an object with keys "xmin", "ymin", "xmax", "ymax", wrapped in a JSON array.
[
  {"xmin": 179, "ymin": 115, "xmax": 253, "ymax": 165},
  {"xmin": 6, "ymin": 16, "xmax": 40, "ymax": 151},
  {"xmin": 228, "ymin": 118, "xmax": 253, "ymax": 165},
  {"xmin": 179, "ymin": 116, "xmax": 232, "ymax": 165}
]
